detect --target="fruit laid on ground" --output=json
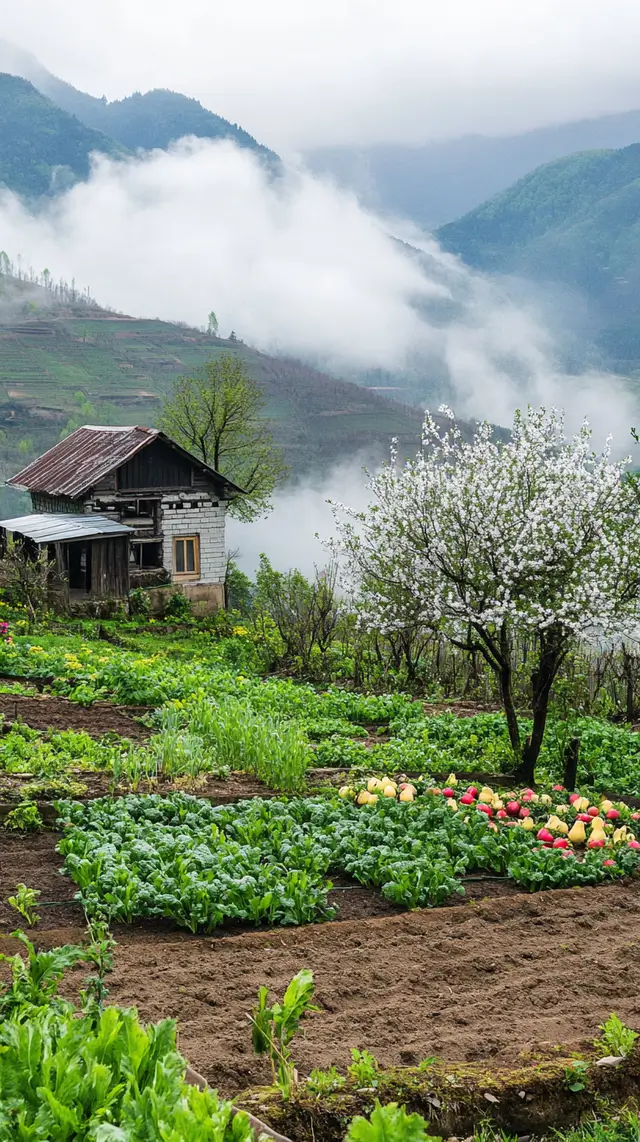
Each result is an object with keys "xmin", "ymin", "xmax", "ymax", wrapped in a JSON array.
[
  {"xmin": 506, "ymin": 801, "xmax": 521, "ymax": 816},
  {"xmin": 568, "ymin": 820, "xmax": 587, "ymax": 845}
]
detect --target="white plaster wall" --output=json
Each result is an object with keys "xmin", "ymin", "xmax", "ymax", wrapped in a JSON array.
[{"xmin": 160, "ymin": 496, "xmax": 227, "ymax": 584}]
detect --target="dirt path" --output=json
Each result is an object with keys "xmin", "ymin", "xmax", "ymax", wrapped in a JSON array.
[
  {"xmin": 0, "ymin": 694, "xmax": 149, "ymax": 739},
  {"xmin": 2, "ymin": 833, "xmax": 640, "ymax": 1096}
]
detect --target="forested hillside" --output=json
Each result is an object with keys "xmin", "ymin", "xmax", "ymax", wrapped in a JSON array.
[
  {"xmin": 306, "ymin": 110, "xmax": 640, "ymax": 228},
  {"xmin": 0, "ymin": 73, "xmax": 125, "ymax": 197},
  {"xmin": 437, "ymin": 144, "xmax": 640, "ymax": 374},
  {"xmin": 0, "ymin": 39, "xmax": 277, "ymax": 168}
]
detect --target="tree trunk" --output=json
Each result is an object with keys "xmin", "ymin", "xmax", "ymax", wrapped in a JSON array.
[
  {"xmin": 518, "ymin": 630, "xmax": 566, "ymax": 784},
  {"xmin": 499, "ymin": 664, "xmax": 521, "ymax": 759}
]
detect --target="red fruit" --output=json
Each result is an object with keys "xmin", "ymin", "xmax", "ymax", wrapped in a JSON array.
[
  {"xmin": 632, "ymin": 813, "xmax": 640, "ymax": 822},
  {"xmin": 628, "ymin": 840, "xmax": 640, "ymax": 850},
  {"xmin": 588, "ymin": 806, "xmax": 600, "ymax": 817},
  {"xmin": 577, "ymin": 813, "xmax": 592, "ymax": 823},
  {"xmin": 521, "ymin": 788, "xmax": 535, "ymax": 797},
  {"xmin": 519, "ymin": 807, "xmax": 531, "ymax": 818},
  {"xmin": 496, "ymin": 809, "xmax": 508, "ymax": 819},
  {"xmin": 541, "ymin": 842, "xmax": 553, "ymax": 848},
  {"xmin": 466, "ymin": 786, "xmax": 479, "ymax": 797},
  {"xmin": 476, "ymin": 803, "xmax": 493, "ymax": 816},
  {"xmin": 569, "ymin": 793, "xmax": 581, "ymax": 804},
  {"xmin": 506, "ymin": 801, "xmax": 521, "ymax": 816},
  {"xmin": 442, "ymin": 788, "xmax": 456, "ymax": 799},
  {"xmin": 587, "ymin": 837, "xmax": 606, "ymax": 849},
  {"xmin": 552, "ymin": 784, "xmax": 565, "ymax": 792},
  {"xmin": 553, "ymin": 837, "xmax": 569, "ymax": 848},
  {"xmin": 537, "ymin": 828, "xmax": 554, "ymax": 843},
  {"xmin": 459, "ymin": 793, "xmax": 476, "ymax": 805},
  {"xmin": 606, "ymin": 809, "xmax": 621, "ymax": 820},
  {"xmin": 603, "ymin": 859, "xmax": 616, "ymax": 867}
]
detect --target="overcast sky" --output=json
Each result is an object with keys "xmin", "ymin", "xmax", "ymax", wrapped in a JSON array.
[{"xmin": 4, "ymin": 0, "xmax": 640, "ymax": 150}]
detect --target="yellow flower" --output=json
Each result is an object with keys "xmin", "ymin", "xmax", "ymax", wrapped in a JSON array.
[
  {"xmin": 28, "ymin": 645, "xmax": 44, "ymax": 653},
  {"xmin": 233, "ymin": 626, "xmax": 248, "ymax": 637}
]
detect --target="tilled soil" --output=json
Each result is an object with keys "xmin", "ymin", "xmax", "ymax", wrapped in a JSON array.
[
  {"xmin": 3, "ymin": 832, "xmax": 640, "ymax": 1096},
  {"xmin": 0, "ymin": 693, "xmax": 150, "ymax": 739}
]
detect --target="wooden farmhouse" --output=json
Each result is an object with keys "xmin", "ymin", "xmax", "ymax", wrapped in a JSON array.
[{"xmin": 0, "ymin": 425, "xmax": 243, "ymax": 612}]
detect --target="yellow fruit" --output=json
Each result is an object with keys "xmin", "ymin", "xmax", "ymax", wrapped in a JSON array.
[
  {"xmin": 613, "ymin": 826, "xmax": 628, "ymax": 844},
  {"xmin": 356, "ymin": 790, "xmax": 371, "ymax": 805},
  {"xmin": 367, "ymin": 778, "xmax": 382, "ymax": 793},
  {"xmin": 382, "ymin": 785, "xmax": 397, "ymax": 798},
  {"xmin": 589, "ymin": 816, "xmax": 605, "ymax": 831},
  {"xmin": 368, "ymin": 794, "xmax": 379, "ymax": 805},
  {"xmin": 590, "ymin": 827, "xmax": 606, "ymax": 842},
  {"xmin": 600, "ymin": 800, "xmax": 614, "ymax": 813},
  {"xmin": 540, "ymin": 793, "xmax": 552, "ymax": 805},
  {"xmin": 555, "ymin": 821, "xmax": 569, "ymax": 835},
  {"xmin": 491, "ymin": 796, "xmax": 504, "ymax": 810},
  {"xmin": 338, "ymin": 785, "xmax": 352, "ymax": 799},
  {"xmin": 528, "ymin": 792, "xmax": 539, "ymax": 804},
  {"xmin": 446, "ymin": 773, "xmax": 458, "ymax": 787},
  {"xmin": 546, "ymin": 815, "xmax": 562, "ymax": 831},
  {"xmin": 479, "ymin": 787, "xmax": 494, "ymax": 803},
  {"xmin": 399, "ymin": 788, "xmax": 414, "ymax": 803},
  {"xmin": 555, "ymin": 803, "xmax": 569, "ymax": 815},
  {"xmin": 446, "ymin": 798, "xmax": 458, "ymax": 810},
  {"xmin": 568, "ymin": 820, "xmax": 586, "ymax": 845},
  {"xmin": 521, "ymin": 816, "xmax": 535, "ymax": 831}
]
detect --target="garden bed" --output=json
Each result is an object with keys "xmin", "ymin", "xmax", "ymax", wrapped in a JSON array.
[
  {"xmin": 4, "ymin": 875, "xmax": 640, "ymax": 1099},
  {"xmin": 0, "ymin": 692, "xmax": 150, "ymax": 738}
]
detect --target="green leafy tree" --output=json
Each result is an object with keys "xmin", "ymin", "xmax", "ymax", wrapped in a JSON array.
[
  {"xmin": 159, "ymin": 354, "xmax": 287, "ymax": 520},
  {"xmin": 207, "ymin": 310, "xmax": 219, "ymax": 335}
]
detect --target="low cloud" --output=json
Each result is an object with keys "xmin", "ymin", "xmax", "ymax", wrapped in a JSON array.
[{"xmin": 0, "ymin": 137, "xmax": 635, "ymax": 453}]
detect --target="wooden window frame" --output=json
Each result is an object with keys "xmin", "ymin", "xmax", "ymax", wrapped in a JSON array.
[{"xmin": 172, "ymin": 535, "xmax": 200, "ymax": 580}]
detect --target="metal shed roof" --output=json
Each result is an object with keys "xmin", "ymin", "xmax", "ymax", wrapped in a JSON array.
[
  {"xmin": 7, "ymin": 425, "xmax": 244, "ymax": 499},
  {"xmin": 0, "ymin": 514, "xmax": 134, "ymax": 544}
]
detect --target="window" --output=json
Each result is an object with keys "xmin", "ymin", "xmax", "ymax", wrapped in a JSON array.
[{"xmin": 173, "ymin": 535, "xmax": 200, "ymax": 579}]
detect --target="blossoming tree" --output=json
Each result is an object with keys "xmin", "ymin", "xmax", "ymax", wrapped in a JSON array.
[{"xmin": 331, "ymin": 407, "xmax": 640, "ymax": 782}]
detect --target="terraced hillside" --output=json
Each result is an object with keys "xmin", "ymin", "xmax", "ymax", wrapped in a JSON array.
[{"xmin": 0, "ymin": 299, "xmax": 423, "ymax": 481}]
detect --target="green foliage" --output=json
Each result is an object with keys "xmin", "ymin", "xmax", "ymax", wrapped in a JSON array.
[
  {"xmin": 0, "ymin": 73, "xmax": 126, "ymax": 197},
  {"xmin": 7, "ymin": 884, "xmax": 41, "ymax": 926},
  {"xmin": 305, "ymin": 1065, "xmax": 346, "ymax": 1095},
  {"xmin": 251, "ymin": 969, "xmax": 319, "ymax": 1097},
  {"xmin": 165, "ymin": 590, "xmax": 192, "ymax": 620},
  {"xmin": 437, "ymin": 142, "xmax": 640, "ymax": 373},
  {"xmin": 594, "ymin": 1014, "xmax": 639, "ymax": 1058},
  {"xmin": 348, "ymin": 1049, "xmax": 381, "ymax": 1087},
  {"xmin": 159, "ymin": 354, "xmax": 288, "ymax": 519},
  {"xmin": 254, "ymin": 554, "xmax": 341, "ymax": 669},
  {"xmin": 564, "ymin": 1058, "xmax": 590, "ymax": 1092},
  {"xmin": 346, "ymin": 1101, "xmax": 439, "ymax": 1142},
  {"xmin": 0, "ymin": 931, "xmax": 88, "ymax": 1017},
  {"xmin": 56, "ymin": 790, "xmax": 640, "ymax": 932},
  {"xmin": 128, "ymin": 586, "xmax": 152, "ymax": 618},
  {"xmin": 4, "ymin": 800, "xmax": 43, "ymax": 832}
]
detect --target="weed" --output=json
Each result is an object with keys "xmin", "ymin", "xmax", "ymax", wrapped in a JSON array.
[
  {"xmin": 594, "ymin": 1014, "xmax": 639, "ymax": 1058},
  {"xmin": 4, "ymin": 801, "xmax": 42, "ymax": 832},
  {"xmin": 348, "ymin": 1048, "xmax": 380, "ymax": 1088},
  {"xmin": 7, "ymin": 884, "xmax": 40, "ymax": 926}
]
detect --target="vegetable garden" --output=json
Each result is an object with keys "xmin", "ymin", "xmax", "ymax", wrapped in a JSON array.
[{"xmin": 9, "ymin": 400, "xmax": 640, "ymax": 1142}]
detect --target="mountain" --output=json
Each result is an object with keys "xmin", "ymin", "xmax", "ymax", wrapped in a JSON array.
[
  {"xmin": 0, "ymin": 39, "xmax": 277, "ymax": 165},
  {"xmin": 305, "ymin": 111, "xmax": 640, "ymax": 229},
  {"xmin": 436, "ymin": 144, "xmax": 640, "ymax": 374},
  {"xmin": 0, "ymin": 274, "xmax": 423, "ymax": 497},
  {"xmin": 0, "ymin": 72, "xmax": 125, "ymax": 197}
]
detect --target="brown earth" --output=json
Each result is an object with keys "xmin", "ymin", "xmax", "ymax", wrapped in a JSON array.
[
  {"xmin": 0, "ymin": 693, "xmax": 150, "ymax": 739},
  {"xmin": 2, "ymin": 832, "xmax": 640, "ymax": 1097}
]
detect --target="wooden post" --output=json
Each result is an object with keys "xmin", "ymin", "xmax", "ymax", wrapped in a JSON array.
[{"xmin": 563, "ymin": 737, "xmax": 580, "ymax": 792}]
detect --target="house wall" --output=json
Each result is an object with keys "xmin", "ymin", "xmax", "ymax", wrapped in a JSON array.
[{"xmin": 160, "ymin": 496, "xmax": 227, "ymax": 585}]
